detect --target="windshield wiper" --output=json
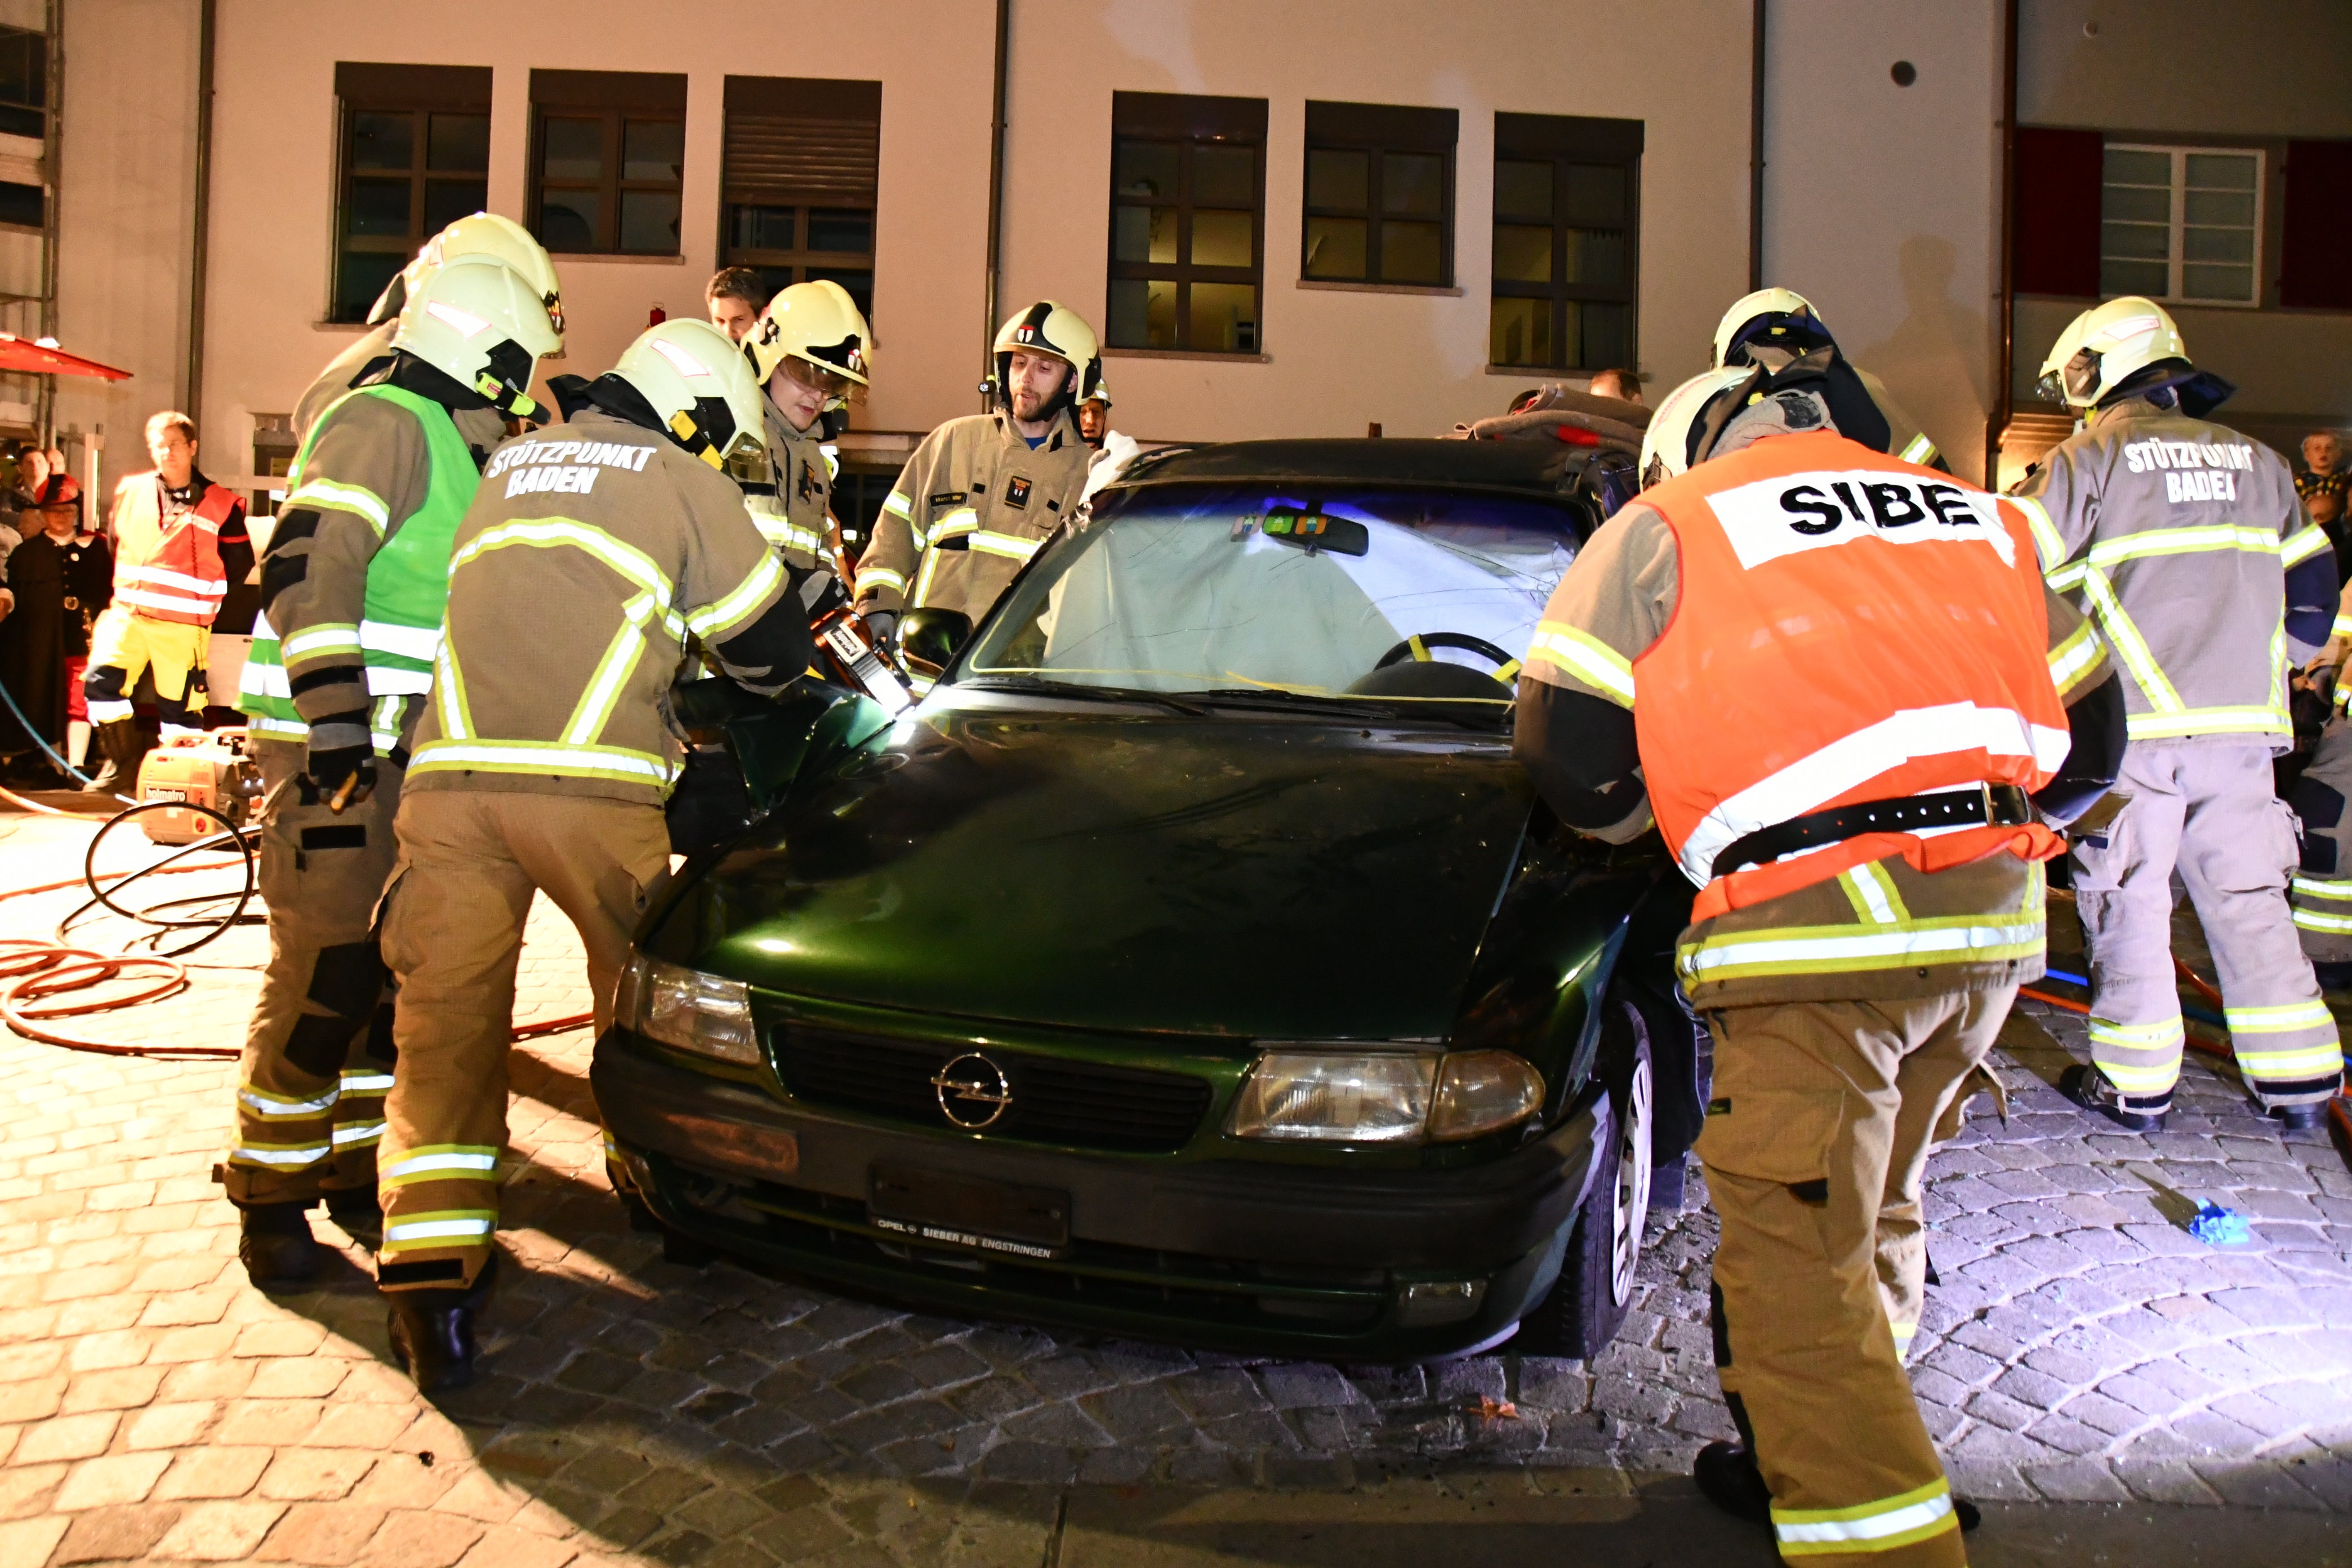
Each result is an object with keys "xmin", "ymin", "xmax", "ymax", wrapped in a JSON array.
[
  {"xmin": 1167, "ymin": 688, "xmax": 1509, "ymax": 729},
  {"xmin": 962, "ymin": 674, "xmax": 1211, "ymax": 716}
]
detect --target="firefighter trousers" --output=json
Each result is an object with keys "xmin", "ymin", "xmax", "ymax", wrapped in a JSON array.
[
  {"xmin": 221, "ymin": 740, "xmax": 402, "ymax": 1207},
  {"xmin": 374, "ymin": 790, "xmax": 670, "ymax": 1291},
  {"xmin": 84, "ymin": 608, "xmax": 208, "ymax": 728},
  {"xmin": 2287, "ymin": 715, "xmax": 2352, "ymax": 964},
  {"xmin": 1698, "ymin": 989, "xmax": 2008, "ymax": 1568},
  {"xmin": 2074, "ymin": 740, "xmax": 2343, "ymax": 1110}
]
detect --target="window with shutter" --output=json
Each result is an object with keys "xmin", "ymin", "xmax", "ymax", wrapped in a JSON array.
[
  {"xmin": 331, "ymin": 63, "xmax": 492, "ymax": 322},
  {"xmin": 528, "ymin": 70, "xmax": 687, "ymax": 259},
  {"xmin": 720, "ymin": 77, "xmax": 881, "ymax": 324},
  {"xmin": 1488, "ymin": 113, "xmax": 1641, "ymax": 372},
  {"xmin": 2282, "ymin": 140, "xmax": 2352, "ymax": 311},
  {"xmin": 1105, "ymin": 92, "xmax": 1267, "ymax": 355},
  {"xmin": 1301, "ymin": 102, "xmax": 1457, "ymax": 288}
]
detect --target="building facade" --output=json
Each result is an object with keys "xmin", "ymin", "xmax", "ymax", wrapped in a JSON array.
[{"xmin": 24, "ymin": 0, "xmax": 2352, "ymax": 514}]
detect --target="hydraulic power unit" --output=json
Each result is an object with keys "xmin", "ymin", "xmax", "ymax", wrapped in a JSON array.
[{"xmin": 136, "ymin": 729, "xmax": 264, "ymax": 844}]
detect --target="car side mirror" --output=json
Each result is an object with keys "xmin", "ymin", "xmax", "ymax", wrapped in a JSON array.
[{"xmin": 899, "ymin": 608, "xmax": 973, "ymax": 675}]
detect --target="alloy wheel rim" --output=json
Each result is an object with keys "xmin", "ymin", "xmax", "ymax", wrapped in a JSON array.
[{"xmin": 1611, "ymin": 1054, "xmax": 1654, "ymax": 1306}]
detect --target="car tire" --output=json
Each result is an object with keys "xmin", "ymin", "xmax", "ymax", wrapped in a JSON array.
[{"xmin": 1513, "ymin": 1001, "xmax": 1654, "ymax": 1360}]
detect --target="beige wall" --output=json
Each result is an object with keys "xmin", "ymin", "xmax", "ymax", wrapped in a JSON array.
[
  {"xmin": 52, "ymin": 0, "xmax": 200, "ymax": 496},
  {"xmin": 996, "ymin": 0, "xmax": 1753, "ymax": 444},
  {"xmin": 197, "ymin": 0, "xmax": 996, "ymax": 473},
  {"xmin": 1762, "ymin": 1, "xmax": 2003, "ymax": 482},
  {"xmin": 2021, "ymin": 0, "xmax": 2352, "ymax": 139}
]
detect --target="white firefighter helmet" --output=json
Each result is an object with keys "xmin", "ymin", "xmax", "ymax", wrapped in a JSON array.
[
  {"xmin": 367, "ymin": 212, "xmax": 564, "ymax": 335},
  {"xmin": 387, "ymin": 253, "xmax": 564, "ymax": 420},
  {"xmin": 993, "ymin": 301, "xmax": 1102, "ymax": 413},
  {"xmin": 609, "ymin": 317, "xmax": 768, "ymax": 468},
  {"xmin": 1638, "ymin": 367, "xmax": 1756, "ymax": 488},
  {"xmin": 746, "ymin": 279, "xmax": 872, "ymax": 394},
  {"xmin": 2035, "ymin": 296, "xmax": 2190, "ymax": 409},
  {"xmin": 1712, "ymin": 286, "xmax": 1837, "ymax": 368},
  {"xmin": 1083, "ymin": 376, "xmax": 1113, "ymax": 410}
]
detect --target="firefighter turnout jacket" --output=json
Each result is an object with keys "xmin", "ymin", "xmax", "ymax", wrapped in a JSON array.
[
  {"xmin": 2014, "ymin": 397, "xmax": 2334, "ymax": 746},
  {"xmin": 404, "ymin": 409, "xmax": 808, "ymax": 806},
  {"xmin": 1522, "ymin": 424, "xmax": 2109, "ymax": 1010},
  {"xmin": 854, "ymin": 409, "xmax": 1089, "ymax": 620},
  {"xmin": 107, "ymin": 469, "xmax": 248, "ymax": 627},
  {"xmin": 239, "ymin": 385, "xmax": 482, "ymax": 755},
  {"xmin": 296, "ymin": 322, "xmax": 508, "ymax": 457},
  {"xmin": 742, "ymin": 400, "xmax": 835, "ymax": 569}
]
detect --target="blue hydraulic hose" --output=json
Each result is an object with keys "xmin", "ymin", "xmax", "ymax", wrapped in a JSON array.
[
  {"xmin": 2039, "ymin": 964, "xmax": 2227, "ymax": 1031},
  {"xmin": 0, "ymin": 667, "xmax": 102, "ymax": 789}
]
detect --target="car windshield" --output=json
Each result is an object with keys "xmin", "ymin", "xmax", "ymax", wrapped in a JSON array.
[{"xmin": 955, "ymin": 483, "xmax": 1582, "ymax": 716}]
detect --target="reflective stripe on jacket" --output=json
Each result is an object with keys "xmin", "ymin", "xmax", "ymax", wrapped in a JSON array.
[
  {"xmin": 109, "ymin": 474, "xmax": 238, "ymax": 626},
  {"xmin": 1631, "ymin": 429, "xmax": 2070, "ymax": 923},
  {"xmin": 405, "ymin": 408, "xmax": 791, "ymax": 807},
  {"xmin": 2015, "ymin": 402, "xmax": 2317, "ymax": 746},
  {"xmin": 853, "ymin": 410, "xmax": 1089, "ymax": 622},
  {"xmin": 237, "ymin": 385, "xmax": 480, "ymax": 752}
]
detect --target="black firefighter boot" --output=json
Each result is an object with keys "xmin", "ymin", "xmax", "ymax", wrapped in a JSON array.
[
  {"xmin": 80, "ymin": 718, "xmax": 141, "ymax": 794},
  {"xmin": 236, "ymin": 1200, "xmax": 323, "ymax": 1289},
  {"xmin": 385, "ymin": 1254, "xmax": 499, "ymax": 1394},
  {"xmin": 1695, "ymin": 1443, "xmax": 1983, "ymax": 1535}
]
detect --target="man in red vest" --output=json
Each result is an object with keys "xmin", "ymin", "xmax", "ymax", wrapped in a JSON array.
[
  {"xmin": 1515, "ymin": 353, "xmax": 2124, "ymax": 1567},
  {"xmin": 81, "ymin": 411, "xmax": 251, "ymax": 790}
]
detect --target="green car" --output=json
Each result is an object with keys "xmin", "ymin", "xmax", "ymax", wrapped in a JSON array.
[{"xmin": 594, "ymin": 439, "xmax": 1707, "ymax": 1362}]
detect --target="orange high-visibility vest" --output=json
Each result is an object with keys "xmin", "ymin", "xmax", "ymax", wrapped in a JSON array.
[
  {"xmin": 1634, "ymin": 429, "xmax": 2071, "ymax": 923},
  {"xmin": 110, "ymin": 473, "xmax": 237, "ymax": 626}
]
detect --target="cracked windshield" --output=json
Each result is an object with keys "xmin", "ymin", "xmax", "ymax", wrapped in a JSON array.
[{"xmin": 957, "ymin": 485, "xmax": 1582, "ymax": 711}]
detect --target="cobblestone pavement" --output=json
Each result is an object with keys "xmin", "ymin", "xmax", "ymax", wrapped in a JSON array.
[{"xmin": 0, "ymin": 808, "xmax": 2345, "ymax": 1566}]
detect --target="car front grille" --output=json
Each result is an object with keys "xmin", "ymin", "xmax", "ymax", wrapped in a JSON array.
[{"xmin": 773, "ymin": 1024, "xmax": 1214, "ymax": 1153}]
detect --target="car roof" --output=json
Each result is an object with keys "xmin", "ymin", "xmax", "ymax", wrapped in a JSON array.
[{"xmin": 1114, "ymin": 438, "xmax": 1585, "ymax": 499}]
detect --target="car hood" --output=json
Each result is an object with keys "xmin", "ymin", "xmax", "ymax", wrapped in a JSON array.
[{"xmin": 662, "ymin": 694, "xmax": 1535, "ymax": 1041}]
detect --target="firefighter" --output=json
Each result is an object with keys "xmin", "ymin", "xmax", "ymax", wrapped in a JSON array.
[
  {"xmin": 741, "ymin": 278, "xmax": 872, "ymax": 569},
  {"xmin": 295, "ymin": 212, "xmax": 563, "ymax": 459},
  {"xmin": 373, "ymin": 318, "xmax": 815, "ymax": 1390},
  {"xmin": 1076, "ymin": 378, "xmax": 1141, "ymax": 506},
  {"xmin": 853, "ymin": 300, "xmax": 1098, "ymax": 647},
  {"xmin": 223, "ymin": 252, "xmax": 562, "ymax": 1286},
  {"xmin": 1515, "ymin": 354, "xmax": 2124, "ymax": 1564},
  {"xmin": 1713, "ymin": 287, "xmax": 1946, "ymax": 471},
  {"xmin": 2015, "ymin": 297, "xmax": 2344, "ymax": 1134},
  {"xmin": 80, "ymin": 412, "xmax": 253, "ymax": 790}
]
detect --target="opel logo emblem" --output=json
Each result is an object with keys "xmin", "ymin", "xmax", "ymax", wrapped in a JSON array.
[{"xmin": 931, "ymin": 1053, "xmax": 1012, "ymax": 1130}]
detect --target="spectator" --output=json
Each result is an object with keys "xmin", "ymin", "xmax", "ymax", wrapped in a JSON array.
[
  {"xmin": 1588, "ymin": 367, "xmax": 1643, "ymax": 405},
  {"xmin": 2299, "ymin": 430, "xmax": 2350, "ymax": 586},
  {"xmin": 0, "ymin": 477, "xmax": 108, "ymax": 779},
  {"xmin": 705, "ymin": 266, "xmax": 768, "ymax": 342}
]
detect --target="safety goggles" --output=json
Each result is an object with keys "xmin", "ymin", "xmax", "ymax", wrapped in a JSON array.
[{"xmin": 779, "ymin": 354, "xmax": 862, "ymax": 402}]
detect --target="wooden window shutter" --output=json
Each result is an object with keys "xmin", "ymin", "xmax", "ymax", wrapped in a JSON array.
[
  {"xmin": 2012, "ymin": 126, "xmax": 2103, "ymax": 298},
  {"xmin": 2282, "ymin": 140, "xmax": 2352, "ymax": 310},
  {"xmin": 723, "ymin": 77, "xmax": 881, "ymax": 208}
]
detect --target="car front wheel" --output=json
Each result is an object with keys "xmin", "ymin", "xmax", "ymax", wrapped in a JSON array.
[{"xmin": 1511, "ymin": 1001, "xmax": 1653, "ymax": 1360}]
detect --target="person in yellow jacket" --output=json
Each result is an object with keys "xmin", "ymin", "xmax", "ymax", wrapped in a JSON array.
[
  {"xmin": 372, "ymin": 318, "xmax": 816, "ymax": 1391},
  {"xmin": 81, "ymin": 412, "xmax": 253, "ymax": 790},
  {"xmin": 852, "ymin": 301, "xmax": 1097, "ymax": 646},
  {"xmin": 1516, "ymin": 354, "xmax": 2124, "ymax": 1565}
]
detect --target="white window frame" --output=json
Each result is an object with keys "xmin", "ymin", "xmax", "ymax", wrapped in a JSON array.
[{"xmin": 2101, "ymin": 142, "xmax": 2266, "ymax": 309}]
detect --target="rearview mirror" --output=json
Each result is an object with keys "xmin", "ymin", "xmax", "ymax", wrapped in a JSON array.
[{"xmin": 899, "ymin": 608, "xmax": 973, "ymax": 675}]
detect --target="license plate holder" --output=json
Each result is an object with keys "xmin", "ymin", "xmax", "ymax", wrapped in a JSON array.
[{"xmin": 868, "ymin": 1162, "xmax": 1070, "ymax": 1261}]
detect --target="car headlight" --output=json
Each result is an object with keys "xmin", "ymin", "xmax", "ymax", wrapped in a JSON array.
[
  {"xmin": 1428, "ymin": 1050, "xmax": 1547, "ymax": 1141},
  {"xmin": 1230, "ymin": 1049, "xmax": 1543, "ymax": 1144},
  {"xmin": 617, "ymin": 953, "xmax": 759, "ymax": 1067}
]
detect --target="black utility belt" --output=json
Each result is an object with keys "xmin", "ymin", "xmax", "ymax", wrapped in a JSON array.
[{"xmin": 1710, "ymin": 783, "xmax": 2033, "ymax": 880}]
